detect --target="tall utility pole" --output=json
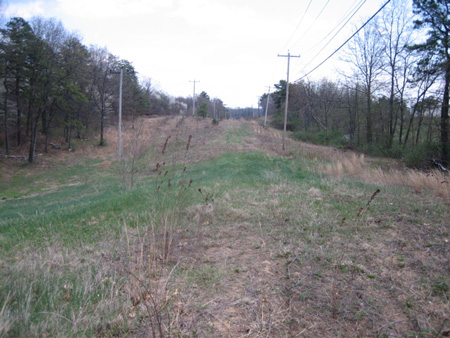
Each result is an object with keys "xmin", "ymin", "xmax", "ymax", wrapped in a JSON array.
[
  {"xmin": 189, "ymin": 79, "xmax": 200, "ymax": 116},
  {"xmin": 111, "ymin": 67, "xmax": 124, "ymax": 161},
  {"xmin": 264, "ymin": 86, "xmax": 271, "ymax": 128},
  {"xmin": 278, "ymin": 51, "xmax": 300, "ymax": 151}
]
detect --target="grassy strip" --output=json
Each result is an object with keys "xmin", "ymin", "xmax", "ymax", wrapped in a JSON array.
[{"xmin": 1, "ymin": 143, "xmax": 448, "ymax": 337}]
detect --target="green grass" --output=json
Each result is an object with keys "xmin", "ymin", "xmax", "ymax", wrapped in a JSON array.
[
  {"xmin": 0, "ymin": 151, "xmax": 313, "ymax": 253},
  {"xmin": 0, "ymin": 149, "xmax": 317, "ymax": 337},
  {"xmin": 225, "ymin": 123, "xmax": 252, "ymax": 144}
]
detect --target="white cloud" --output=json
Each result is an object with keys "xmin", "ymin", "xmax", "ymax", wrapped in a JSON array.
[
  {"xmin": 56, "ymin": 0, "xmax": 174, "ymax": 19},
  {"xmin": 5, "ymin": 1, "xmax": 45, "ymax": 19}
]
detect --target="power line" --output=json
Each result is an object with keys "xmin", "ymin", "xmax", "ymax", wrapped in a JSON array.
[
  {"xmin": 290, "ymin": 0, "xmax": 331, "ymax": 50},
  {"xmin": 295, "ymin": 0, "xmax": 391, "ymax": 82},
  {"xmin": 281, "ymin": 0, "xmax": 313, "ymax": 51},
  {"xmin": 271, "ymin": 0, "xmax": 363, "ymax": 97},
  {"xmin": 297, "ymin": 0, "xmax": 366, "ymax": 54},
  {"xmin": 267, "ymin": 1, "xmax": 363, "ymax": 102},
  {"xmin": 296, "ymin": 0, "xmax": 367, "ymax": 76}
]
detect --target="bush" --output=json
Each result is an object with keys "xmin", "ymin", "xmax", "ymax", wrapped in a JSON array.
[
  {"xmin": 293, "ymin": 130, "xmax": 348, "ymax": 147},
  {"xmin": 369, "ymin": 142, "xmax": 404, "ymax": 159},
  {"xmin": 403, "ymin": 143, "xmax": 441, "ymax": 169},
  {"xmin": 269, "ymin": 113, "xmax": 299, "ymax": 131}
]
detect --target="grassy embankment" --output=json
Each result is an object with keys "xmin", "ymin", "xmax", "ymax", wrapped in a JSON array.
[{"xmin": 0, "ymin": 116, "xmax": 448, "ymax": 337}]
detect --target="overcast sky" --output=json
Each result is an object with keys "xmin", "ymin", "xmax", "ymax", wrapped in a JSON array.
[{"xmin": 3, "ymin": 0, "xmax": 395, "ymax": 108}]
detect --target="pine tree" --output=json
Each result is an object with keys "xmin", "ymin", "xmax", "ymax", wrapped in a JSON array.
[{"xmin": 411, "ymin": 0, "xmax": 450, "ymax": 165}]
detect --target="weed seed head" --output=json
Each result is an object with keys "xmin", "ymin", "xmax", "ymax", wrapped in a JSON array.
[{"xmin": 162, "ymin": 136, "xmax": 171, "ymax": 154}]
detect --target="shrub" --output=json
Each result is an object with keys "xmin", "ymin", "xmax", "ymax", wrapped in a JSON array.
[
  {"xmin": 293, "ymin": 130, "xmax": 348, "ymax": 147},
  {"xmin": 403, "ymin": 143, "xmax": 441, "ymax": 169}
]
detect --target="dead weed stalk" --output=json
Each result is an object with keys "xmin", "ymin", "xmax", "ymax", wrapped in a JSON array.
[
  {"xmin": 340, "ymin": 188, "xmax": 381, "ymax": 228},
  {"xmin": 115, "ymin": 133, "xmax": 198, "ymax": 336},
  {"xmin": 119, "ymin": 221, "xmax": 181, "ymax": 338}
]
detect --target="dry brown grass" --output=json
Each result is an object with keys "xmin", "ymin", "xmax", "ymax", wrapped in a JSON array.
[{"xmin": 323, "ymin": 153, "xmax": 449, "ymax": 202}]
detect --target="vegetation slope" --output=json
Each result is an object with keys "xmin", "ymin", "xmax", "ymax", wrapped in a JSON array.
[{"xmin": 0, "ymin": 116, "xmax": 448, "ymax": 338}]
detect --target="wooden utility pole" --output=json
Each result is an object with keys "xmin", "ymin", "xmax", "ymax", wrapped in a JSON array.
[
  {"xmin": 264, "ymin": 86, "xmax": 271, "ymax": 128},
  {"xmin": 111, "ymin": 67, "xmax": 124, "ymax": 161},
  {"xmin": 189, "ymin": 79, "xmax": 200, "ymax": 116},
  {"xmin": 278, "ymin": 51, "xmax": 300, "ymax": 151}
]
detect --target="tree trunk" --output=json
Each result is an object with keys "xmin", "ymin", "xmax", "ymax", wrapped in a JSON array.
[
  {"xmin": 28, "ymin": 110, "xmax": 41, "ymax": 164},
  {"xmin": 398, "ymin": 98, "xmax": 405, "ymax": 145},
  {"xmin": 16, "ymin": 100, "xmax": 21, "ymax": 147},
  {"xmin": 355, "ymin": 86, "xmax": 360, "ymax": 146},
  {"xmin": 26, "ymin": 101, "xmax": 32, "ymax": 137},
  {"xmin": 100, "ymin": 108, "xmax": 105, "ymax": 146},
  {"xmin": 427, "ymin": 109, "xmax": 435, "ymax": 144},
  {"xmin": 4, "ymin": 81, "xmax": 10, "ymax": 155},
  {"xmin": 388, "ymin": 73, "xmax": 395, "ymax": 148},
  {"xmin": 415, "ymin": 107, "xmax": 425, "ymax": 145},
  {"xmin": 403, "ymin": 105, "xmax": 417, "ymax": 149},
  {"xmin": 44, "ymin": 114, "xmax": 51, "ymax": 153},
  {"xmin": 45, "ymin": 124, "xmax": 49, "ymax": 153},
  {"xmin": 366, "ymin": 89, "xmax": 373, "ymax": 145},
  {"xmin": 441, "ymin": 67, "xmax": 449, "ymax": 165}
]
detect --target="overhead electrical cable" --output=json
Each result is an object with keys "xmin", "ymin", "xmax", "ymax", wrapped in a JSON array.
[
  {"xmin": 290, "ymin": 0, "xmax": 331, "ymax": 50},
  {"xmin": 281, "ymin": 0, "xmax": 314, "ymax": 51},
  {"xmin": 265, "ymin": 0, "xmax": 362, "ymax": 103},
  {"xmin": 295, "ymin": 0, "xmax": 391, "ymax": 82},
  {"xmin": 296, "ymin": 0, "xmax": 367, "ymax": 76},
  {"xmin": 300, "ymin": 0, "xmax": 366, "ymax": 54}
]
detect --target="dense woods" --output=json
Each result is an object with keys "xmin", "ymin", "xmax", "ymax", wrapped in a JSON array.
[{"xmin": 263, "ymin": 0, "xmax": 449, "ymax": 168}]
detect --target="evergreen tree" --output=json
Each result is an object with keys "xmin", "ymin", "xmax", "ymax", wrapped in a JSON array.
[
  {"xmin": 197, "ymin": 102, "xmax": 209, "ymax": 119},
  {"xmin": 411, "ymin": 0, "xmax": 450, "ymax": 165}
]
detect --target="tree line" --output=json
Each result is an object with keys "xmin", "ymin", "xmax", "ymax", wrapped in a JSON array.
[
  {"xmin": 262, "ymin": 0, "xmax": 449, "ymax": 167},
  {"xmin": 0, "ymin": 16, "xmax": 227, "ymax": 163}
]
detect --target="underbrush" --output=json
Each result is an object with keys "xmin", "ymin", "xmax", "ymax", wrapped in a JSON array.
[{"xmin": 293, "ymin": 130, "xmax": 348, "ymax": 147}]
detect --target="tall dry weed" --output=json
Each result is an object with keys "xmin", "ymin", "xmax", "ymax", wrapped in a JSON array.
[
  {"xmin": 117, "ymin": 221, "xmax": 180, "ymax": 338},
  {"xmin": 324, "ymin": 154, "xmax": 449, "ymax": 202}
]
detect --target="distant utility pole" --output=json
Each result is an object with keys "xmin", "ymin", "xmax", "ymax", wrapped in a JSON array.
[
  {"xmin": 278, "ymin": 51, "xmax": 300, "ymax": 151},
  {"xmin": 111, "ymin": 67, "xmax": 124, "ymax": 161},
  {"xmin": 264, "ymin": 86, "xmax": 271, "ymax": 128},
  {"xmin": 189, "ymin": 79, "xmax": 200, "ymax": 116},
  {"xmin": 111, "ymin": 66, "xmax": 134, "ymax": 161}
]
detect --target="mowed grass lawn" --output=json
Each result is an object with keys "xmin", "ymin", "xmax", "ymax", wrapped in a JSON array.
[{"xmin": 0, "ymin": 116, "xmax": 449, "ymax": 338}]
